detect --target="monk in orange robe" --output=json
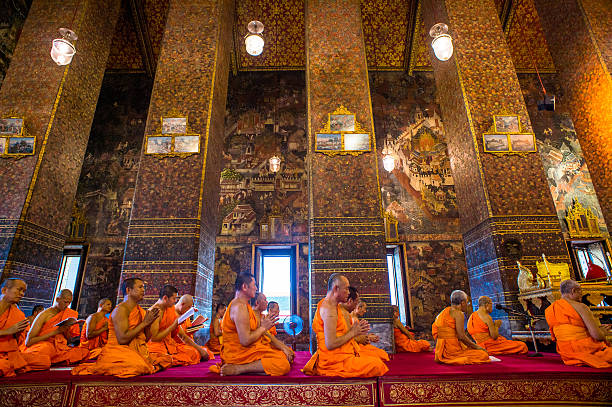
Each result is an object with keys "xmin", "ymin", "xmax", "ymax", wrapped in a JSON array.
[
  {"xmin": 175, "ymin": 294, "xmax": 213, "ymax": 360},
  {"xmin": 432, "ymin": 290, "xmax": 490, "ymax": 365},
  {"xmin": 303, "ymin": 274, "xmax": 389, "ymax": 377},
  {"xmin": 210, "ymin": 273, "xmax": 291, "ymax": 376},
  {"xmin": 251, "ymin": 292, "xmax": 294, "ymax": 358},
  {"xmin": 392, "ymin": 305, "xmax": 431, "ymax": 352},
  {"xmin": 467, "ymin": 296, "xmax": 527, "ymax": 355},
  {"xmin": 341, "ymin": 287, "xmax": 389, "ymax": 362},
  {"xmin": 147, "ymin": 285, "xmax": 201, "ymax": 366},
  {"xmin": 545, "ymin": 279, "xmax": 612, "ymax": 368},
  {"xmin": 267, "ymin": 301, "xmax": 279, "ymax": 336},
  {"xmin": 24, "ymin": 289, "xmax": 89, "ymax": 365},
  {"xmin": 206, "ymin": 302, "xmax": 225, "ymax": 355},
  {"xmin": 79, "ymin": 298, "xmax": 112, "ymax": 359},
  {"xmin": 0, "ymin": 278, "xmax": 50, "ymax": 376},
  {"xmin": 72, "ymin": 278, "xmax": 172, "ymax": 378}
]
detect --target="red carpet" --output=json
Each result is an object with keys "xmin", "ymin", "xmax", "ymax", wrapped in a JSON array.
[{"xmin": 1, "ymin": 351, "xmax": 611, "ymax": 406}]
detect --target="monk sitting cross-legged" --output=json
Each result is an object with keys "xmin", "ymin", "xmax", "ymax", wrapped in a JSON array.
[
  {"xmin": 79, "ymin": 298, "xmax": 112, "ymax": 359},
  {"xmin": 302, "ymin": 274, "xmax": 389, "ymax": 377},
  {"xmin": 205, "ymin": 303, "xmax": 225, "ymax": 355},
  {"xmin": 0, "ymin": 278, "xmax": 50, "ymax": 377},
  {"xmin": 392, "ymin": 305, "xmax": 431, "ymax": 353},
  {"xmin": 251, "ymin": 292, "xmax": 294, "ymax": 362},
  {"xmin": 467, "ymin": 296, "xmax": 527, "ymax": 355},
  {"xmin": 72, "ymin": 278, "xmax": 172, "ymax": 378},
  {"xmin": 24, "ymin": 289, "xmax": 89, "ymax": 366},
  {"xmin": 210, "ymin": 273, "xmax": 290, "ymax": 376},
  {"xmin": 174, "ymin": 294, "xmax": 213, "ymax": 361},
  {"xmin": 342, "ymin": 288, "xmax": 389, "ymax": 362},
  {"xmin": 545, "ymin": 279, "xmax": 612, "ymax": 368},
  {"xmin": 432, "ymin": 290, "xmax": 490, "ymax": 365}
]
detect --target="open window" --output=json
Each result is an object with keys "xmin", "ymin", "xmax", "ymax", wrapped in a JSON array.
[
  {"xmin": 53, "ymin": 245, "xmax": 87, "ymax": 310},
  {"xmin": 386, "ymin": 245, "xmax": 411, "ymax": 326},
  {"xmin": 253, "ymin": 244, "xmax": 298, "ymax": 320},
  {"xmin": 568, "ymin": 239, "xmax": 611, "ymax": 281}
]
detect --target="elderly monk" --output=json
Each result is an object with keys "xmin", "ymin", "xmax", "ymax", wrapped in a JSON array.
[
  {"xmin": 342, "ymin": 287, "xmax": 389, "ymax": 362},
  {"xmin": 251, "ymin": 292, "xmax": 294, "ymax": 362},
  {"xmin": 72, "ymin": 278, "xmax": 172, "ymax": 378},
  {"xmin": 392, "ymin": 305, "xmax": 431, "ymax": 352},
  {"xmin": 24, "ymin": 289, "xmax": 89, "ymax": 365},
  {"xmin": 267, "ymin": 301, "xmax": 279, "ymax": 336},
  {"xmin": 545, "ymin": 279, "xmax": 612, "ymax": 368},
  {"xmin": 467, "ymin": 296, "xmax": 527, "ymax": 355},
  {"xmin": 206, "ymin": 302, "xmax": 225, "ymax": 355},
  {"xmin": 432, "ymin": 290, "xmax": 490, "ymax": 365},
  {"xmin": 303, "ymin": 274, "xmax": 389, "ymax": 377},
  {"xmin": 175, "ymin": 294, "xmax": 213, "ymax": 361},
  {"xmin": 211, "ymin": 273, "xmax": 290, "ymax": 376},
  {"xmin": 0, "ymin": 279, "xmax": 50, "ymax": 376},
  {"xmin": 79, "ymin": 298, "xmax": 112, "ymax": 359},
  {"xmin": 147, "ymin": 285, "xmax": 200, "ymax": 366}
]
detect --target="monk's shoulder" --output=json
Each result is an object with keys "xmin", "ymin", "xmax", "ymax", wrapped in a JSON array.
[{"xmin": 37, "ymin": 308, "xmax": 55, "ymax": 323}]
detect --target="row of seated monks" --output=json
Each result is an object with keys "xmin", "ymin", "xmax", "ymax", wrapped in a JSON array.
[{"xmin": 1, "ymin": 273, "xmax": 611, "ymax": 378}]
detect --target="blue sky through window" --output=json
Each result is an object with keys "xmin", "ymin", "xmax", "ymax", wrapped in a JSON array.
[{"xmin": 262, "ymin": 255, "xmax": 291, "ymax": 318}]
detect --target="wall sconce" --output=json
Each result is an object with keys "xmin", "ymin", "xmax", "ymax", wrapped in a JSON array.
[
  {"xmin": 382, "ymin": 153, "xmax": 395, "ymax": 172},
  {"xmin": 429, "ymin": 23, "xmax": 453, "ymax": 61},
  {"xmin": 51, "ymin": 28, "xmax": 77, "ymax": 66},
  {"xmin": 269, "ymin": 155, "xmax": 281, "ymax": 173},
  {"xmin": 245, "ymin": 20, "xmax": 264, "ymax": 56}
]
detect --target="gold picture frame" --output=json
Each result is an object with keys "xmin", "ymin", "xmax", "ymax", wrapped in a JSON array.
[
  {"xmin": 483, "ymin": 133, "xmax": 510, "ymax": 153},
  {"xmin": 483, "ymin": 132, "xmax": 537, "ymax": 155},
  {"xmin": 144, "ymin": 115, "xmax": 200, "ymax": 158},
  {"xmin": 493, "ymin": 114, "xmax": 521, "ymax": 133},
  {"xmin": 509, "ymin": 133, "xmax": 537, "ymax": 153},
  {"xmin": 315, "ymin": 106, "xmax": 371, "ymax": 156},
  {"xmin": 0, "ymin": 117, "xmax": 24, "ymax": 136},
  {"xmin": 1, "ymin": 117, "xmax": 35, "ymax": 158}
]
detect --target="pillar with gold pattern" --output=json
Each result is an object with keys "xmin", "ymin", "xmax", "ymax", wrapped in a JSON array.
[
  {"xmin": 306, "ymin": 0, "xmax": 392, "ymax": 350},
  {"xmin": 0, "ymin": 0, "xmax": 121, "ymax": 313},
  {"xmin": 421, "ymin": 0, "xmax": 570, "ymax": 336},
  {"xmin": 119, "ymin": 0, "xmax": 233, "ymax": 322},
  {"xmin": 532, "ymin": 0, "xmax": 612, "ymax": 232}
]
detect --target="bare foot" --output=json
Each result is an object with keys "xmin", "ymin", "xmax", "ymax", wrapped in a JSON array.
[{"xmin": 220, "ymin": 363, "xmax": 242, "ymax": 376}]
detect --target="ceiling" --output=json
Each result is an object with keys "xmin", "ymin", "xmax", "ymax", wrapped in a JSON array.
[{"xmin": 106, "ymin": 0, "xmax": 555, "ymax": 76}]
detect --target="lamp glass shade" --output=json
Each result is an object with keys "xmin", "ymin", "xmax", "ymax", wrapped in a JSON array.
[
  {"xmin": 269, "ymin": 156, "xmax": 281, "ymax": 172},
  {"xmin": 245, "ymin": 34, "xmax": 264, "ymax": 56},
  {"xmin": 432, "ymin": 34, "xmax": 453, "ymax": 61},
  {"xmin": 51, "ymin": 38, "xmax": 76, "ymax": 65},
  {"xmin": 382, "ymin": 154, "xmax": 395, "ymax": 172}
]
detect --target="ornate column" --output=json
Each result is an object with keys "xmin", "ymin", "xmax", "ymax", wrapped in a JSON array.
[
  {"xmin": 120, "ymin": 0, "xmax": 233, "ymax": 324},
  {"xmin": 306, "ymin": 0, "xmax": 392, "ymax": 350},
  {"xmin": 421, "ymin": 0, "xmax": 570, "ymax": 335},
  {"xmin": 0, "ymin": 0, "xmax": 121, "ymax": 312},
  {"xmin": 533, "ymin": 0, "xmax": 612, "ymax": 231}
]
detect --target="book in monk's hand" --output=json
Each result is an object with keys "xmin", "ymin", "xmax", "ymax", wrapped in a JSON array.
[
  {"xmin": 191, "ymin": 315, "xmax": 206, "ymax": 327},
  {"xmin": 55, "ymin": 317, "xmax": 85, "ymax": 327},
  {"xmin": 177, "ymin": 307, "xmax": 195, "ymax": 325},
  {"xmin": 185, "ymin": 324, "xmax": 204, "ymax": 334}
]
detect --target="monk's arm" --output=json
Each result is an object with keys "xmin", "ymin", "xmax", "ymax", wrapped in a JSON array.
[
  {"xmin": 233, "ymin": 303, "xmax": 268, "ymax": 346},
  {"xmin": 394, "ymin": 318, "xmax": 412, "ymax": 336},
  {"xmin": 484, "ymin": 315, "xmax": 500, "ymax": 340},
  {"xmin": 0, "ymin": 318, "xmax": 29, "ymax": 336},
  {"xmin": 212, "ymin": 318, "xmax": 222, "ymax": 337},
  {"xmin": 86, "ymin": 314, "xmax": 108, "ymax": 339},
  {"xmin": 148, "ymin": 309, "xmax": 178, "ymax": 342},
  {"xmin": 113, "ymin": 306, "xmax": 157, "ymax": 345},
  {"xmin": 575, "ymin": 303, "xmax": 607, "ymax": 341},
  {"xmin": 321, "ymin": 305, "xmax": 367, "ymax": 350},
  {"xmin": 453, "ymin": 311, "xmax": 485, "ymax": 350},
  {"xmin": 178, "ymin": 328, "xmax": 209, "ymax": 359},
  {"xmin": 25, "ymin": 311, "xmax": 66, "ymax": 346}
]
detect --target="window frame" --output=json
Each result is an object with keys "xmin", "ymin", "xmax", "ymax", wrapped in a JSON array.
[
  {"xmin": 386, "ymin": 244, "xmax": 413, "ymax": 327},
  {"xmin": 53, "ymin": 244, "xmax": 88, "ymax": 311}
]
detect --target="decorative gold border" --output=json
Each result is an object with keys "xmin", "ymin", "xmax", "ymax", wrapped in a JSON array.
[
  {"xmin": 0, "ymin": 116, "xmax": 24, "ymax": 136},
  {"xmin": 160, "ymin": 115, "xmax": 188, "ymax": 135},
  {"xmin": 315, "ymin": 106, "xmax": 371, "ymax": 156},
  {"xmin": 482, "ymin": 132, "xmax": 511, "ymax": 154},
  {"xmin": 0, "ymin": 117, "xmax": 36, "ymax": 159},
  {"xmin": 144, "ymin": 133, "xmax": 201, "ymax": 158},
  {"xmin": 509, "ymin": 133, "xmax": 537, "ymax": 153},
  {"xmin": 483, "ymin": 132, "xmax": 537, "ymax": 156},
  {"xmin": 493, "ymin": 114, "xmax": 521, "ymax": 133}
]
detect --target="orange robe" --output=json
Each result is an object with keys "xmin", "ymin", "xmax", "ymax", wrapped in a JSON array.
[
  {"xmin": 0, "ymin": 305, "xmax": 51, "ymax": 377},
  {"xmin": 23, "ymin": 308, "xmax": 89, "ymax": 365},
  {"xmin": 72, "ymin": 305, "xmax": 172, "ymax": 378},
  {"xmin": 147, "ymin": 307, "xmax": 200, "ymax": 366},
  {"xmin": 79, "ymin": 316, "xmax": 109, "ymax": 359},
  {"xmin": 545, "ymin": 299, "xmax": 612, "ymax": 368},
  {"xmin": 179, "ymin": 317, "xmax": 215, "ymax": 360},
  {"xmin": 351, "ymin": 316, "xmax": 389, "ymax": 361},
  {"xmin": 213, "ymin": 300, "xmax": 290, "ymax": 376},
  {"xmin": 467, "ymin": 312, "xmax": 527, "ymax": 355},
  {"xmin": 394, "ymin": 324, "xmax": 431, "ymax": 353},
  {"xmin": 206, "ymin": 318, "xmax": 222, "ymax": 354},
  {"xmin": 302, "ymin": 300, "xmax": 389, "ymax": 377},
  {"xmin": 269, "ymin": 325, "xmax": 277, "ymax": 336},
  {"xmin": 432, "ymin": 307, "xmax": 490, "ymax": 365}
]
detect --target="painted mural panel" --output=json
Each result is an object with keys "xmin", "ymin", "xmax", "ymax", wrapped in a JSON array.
[{"xmin": 370, "ymin": 72, "xmax": 460, "ymax": 236}]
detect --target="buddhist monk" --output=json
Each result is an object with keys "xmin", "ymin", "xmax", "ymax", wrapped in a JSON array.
[
  {"xmin": 251, "ymin": 292, "xmax": 294, "ymax": 360},
  {"xmin": 545, "ymin": 279, "xmax": 612, "ymax": 368},
  {"xmin": 19, "ymin": 304, "xmax": 44, "ymax": 350},
  {"xmin": 206, "ymin": 302, "xmax": 225, "ymax": 355},
  {"xmin": 341, "ymin": 287, "xmax": 389, "ymax": 362},
  {"xmin": 174, "ymin": 294, "xmax": 213, "ymax": 361},
  {"xmin": 267, "ymin": 301, "xmax": 279, "ymax": 336},
  {"xmin": 211, "ymin": 273, "xmax": 290, "ymax": 376},
  {"xmin": 24, "ymin": 289, "xmax": 90, "ymax": 365},
  {"xmin": 79, "ymin": 298, "xmax": 112, "ymax": 359},
  {"xmin": 0, "ymin": 278, "xmax": 50, "ymax": 376},
  {"xmin": 432, "ymin": 290, "xmax": 490, "ymax": 365},
  {"xmin": 147, "ymin": 285, "xmax": 200, "ymax": 366},
  {"xmin": 27, "ymin": 305, "xmax": 44, "ymax": 326},
  {"xmin": 392, "ymin": 305, "xmax": 431, "ymax": 352},
  {"xmin": 72, "ymin": 278, "xmax": 172, "ymax": 378},
  {"xmin": 467, "ymin": 296, "xmax": 527, "ymax": 355},
  {"xmin": 303, "ymin": 274, "xmax": 389, "ymax": 377}
]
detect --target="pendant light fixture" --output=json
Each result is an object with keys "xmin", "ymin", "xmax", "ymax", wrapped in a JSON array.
[
  {"xmin": 245, "ymin": 20, "xmax": 265, "ymax": 56},
  {"xmin": 429, "ymin": 23, "xmax": 453, "ymax": 61}
]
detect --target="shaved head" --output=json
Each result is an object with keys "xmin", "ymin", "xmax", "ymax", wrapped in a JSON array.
[
  {"xmin": 478, "ymin": 296, "xmax": 492, "ymax": 308},
  {"xmin": 450, "ymin": 290, "xmax": 468, "ymax": 305},
  {"xmin": 560, "ymin": 279, "xmax": 580, "ymax": 295},
  {"xmin": 1, "ymin": 278, "xmax": 25, "ymax": 290},
  {"xmin": 58, "ymin": 289, "xmax": 73, "ymax": 299},
  {"xmin": 178, "ymin": 294, "xmax": 193, "ymax": 306},
  {"xmin": 98, "ymin": 298, "xmax": 111, "ymax": 307},
  {"xmin": 327, "ymin": 273, "xmax": 347, "ymax": 292}
]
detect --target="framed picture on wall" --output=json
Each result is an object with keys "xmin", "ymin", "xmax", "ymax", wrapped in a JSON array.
[
  {"xmin": 494, "ymin": 115, "xmax": 520, "ymax": 133},
  {"xmin": 7, "ymin": 137, "xmax": 35, "ymax": 155},
  {"xmin": 0, "ymin": 118, "xmax": 24, "ymax": 136},
  {"xmin": 483, "ymin": 133, "xmax": 510, "ymax": 152},
  {"xmin": 146, "ymin": 136, "xmax": 172, "ymax": 154},
  {"xmin": 315, "ymin": 133, "xmax": 342, "ymax": 151},
  {"xmin": 329, "ymin": 114, "xmax": 355, "ymax": 132},
  {"xmin": 174, "ymin": 135, "xmax": 200, "ymax": 153},
  {"xmin": 343, "ymin": 133, "xmax": 370, "ymax": 151},
  {"xmin": 509, "ymin": 133, "xmax": 536, "ymax": 152},
  {"xmin": 162, "ymin": 117, "xmax": 187, "ymax": 134}
]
